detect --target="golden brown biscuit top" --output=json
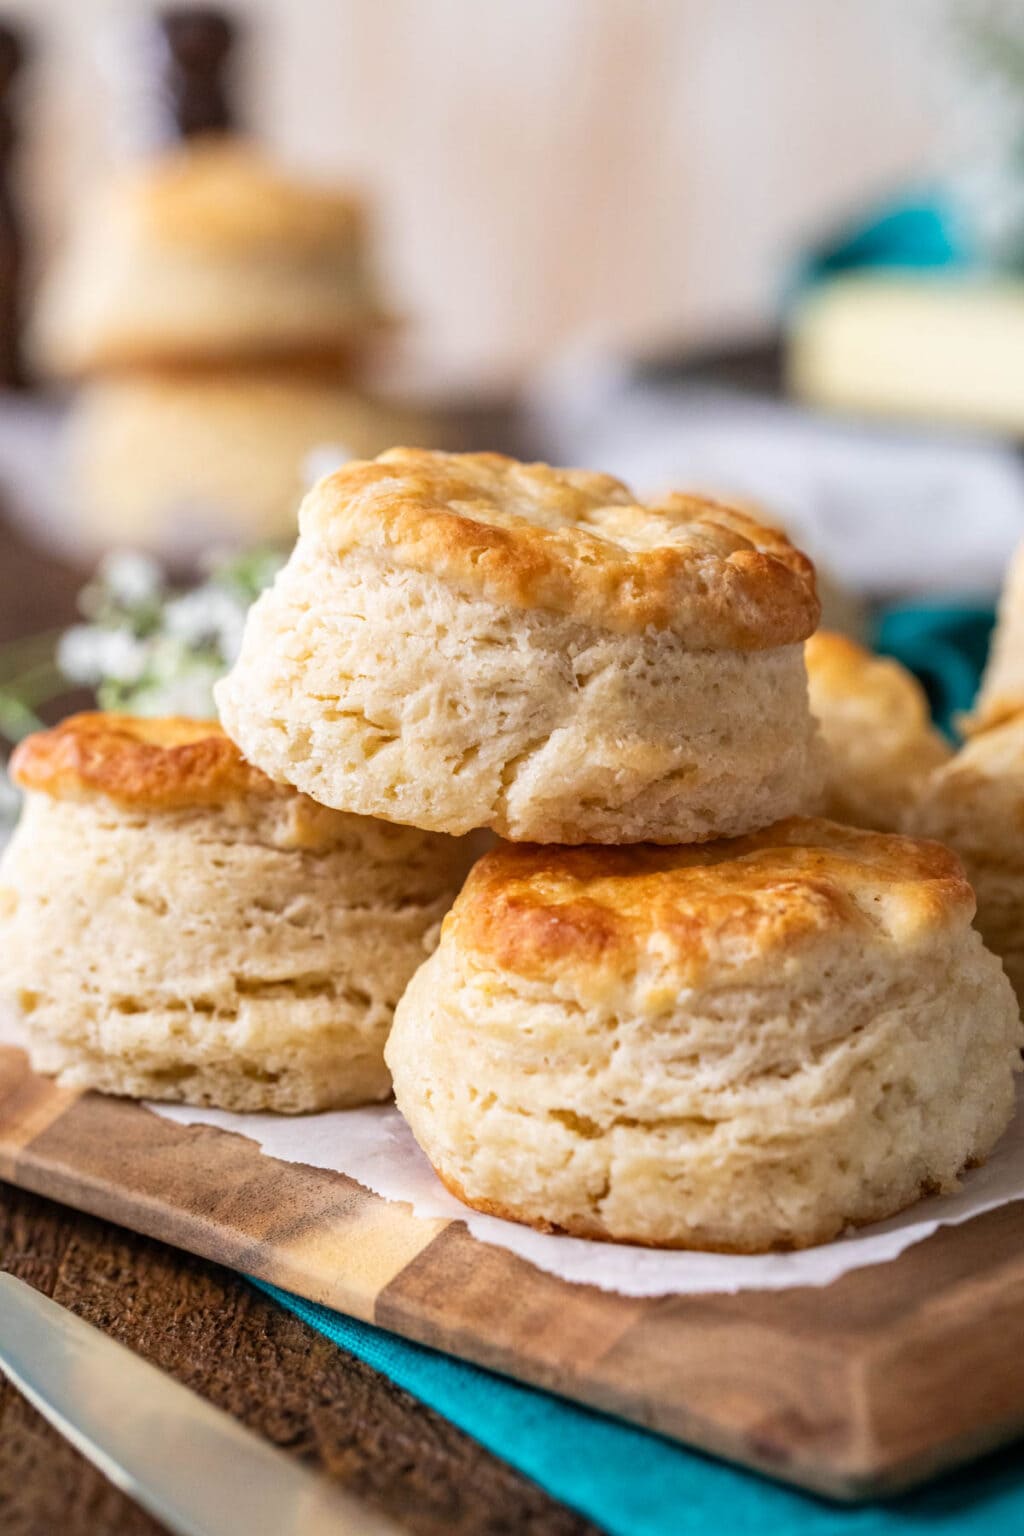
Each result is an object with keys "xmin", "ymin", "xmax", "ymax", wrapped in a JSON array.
[
  {"xmin": 104, "ymin": 139, "xmax": 365, "ymax": 258},
  {"xmin": 301, "ymin": 448, "xmax": 820, "ymax": 648},
  {"xmin": 10, "ymin": 713, "xmax": 283, "ymax": 809},
  {"xmin": 449, "ymin": 819, "xmax": 972, "ymax": 989}
]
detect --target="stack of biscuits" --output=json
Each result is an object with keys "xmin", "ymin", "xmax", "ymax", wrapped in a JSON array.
[
  {"xmin": 31, "ymin": 139, "xmax": 432, "ymax": 554},
  {"xmin": 2, "ymin": 447, "xmax": 1021, "ymax": 1254}
]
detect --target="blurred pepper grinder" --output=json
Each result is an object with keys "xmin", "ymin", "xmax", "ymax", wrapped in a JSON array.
[
  {"xmin": 152, "ymin": 6, "xmax": 238, "ymax": 142},
  {"xmin": 0, "ymin": 20, "xmax": 27, "ymax": 388}
]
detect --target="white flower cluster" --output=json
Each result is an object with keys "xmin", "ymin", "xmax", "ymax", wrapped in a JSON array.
[
  {"xmin": 58, "ymin": 625, "xmax": 148, "ymax": 690},
  {"xmin": 0, "ymin": 547, "xmax": 285, "ymax": 835},
  {"xmin": 58, "ymin": 545, "xmax": 284, "ymax": 721}
]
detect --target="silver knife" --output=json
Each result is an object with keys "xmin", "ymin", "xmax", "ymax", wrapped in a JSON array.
[{"xmin": 0, "ymin": 1271, "xmax": 405, "ymax": 1536}]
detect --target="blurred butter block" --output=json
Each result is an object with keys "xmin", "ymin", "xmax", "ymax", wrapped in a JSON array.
[
  {"xmin": 64, "ymin": 373, "xmax": 435, "ymax": 556},
  {"xmin": 788, "ymin": 276, "xmax": 1024, "ymax": 435},
  {"xmin": 31, "ymin": 138, "xmax": 387, "ymax": 378}
]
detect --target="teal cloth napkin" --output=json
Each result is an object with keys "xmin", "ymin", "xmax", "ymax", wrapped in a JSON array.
[
  {"xmin": 254, "ymin": 1279, "xmax": 1024, "ymax": 1536},
  {"xmin": 254, "ymin": 602, "xmax": 1017, "ymax": 1536},
  {"xmin": 791, "ymin": 191, "xmax": 970, "ymax": 299},
  {"xmin": 874, "ymin": 601, "xmax": 995, "ymax": 735}
]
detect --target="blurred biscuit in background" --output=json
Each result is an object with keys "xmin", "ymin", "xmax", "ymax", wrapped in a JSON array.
[
  {"xmin": 910, "ymin": 710, "xmax": 1024, "ymax": 1001},
  {"xmin": 28, "ymin": 136, "xmax": 438, "ymax": 553},
  {"xmin": 64, "ymin": 372, "xmax": 435, "ymax": 556},
  {"xmin": 806, "ymin": 630, "xmax": 951, "ymax": 832},
  {"xmin": 31, "ymin": 138, "xmax": 386, "ymax": 377},
  {"xmin": 965, "ymin": 539, "xmax": 1024, "ymax": 736}
]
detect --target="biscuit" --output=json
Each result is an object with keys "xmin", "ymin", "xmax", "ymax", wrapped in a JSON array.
[
  {"xmin": 217, "ymin": 448, "xmax": 823, "ymax": 844},
  {"xmin": 910, "ymin": 711, "xmax": 1024, "ymax": 998},
  {"xmin": 32, "ymin": 140, "xmax": 384, "ymax": 376},
  {"xmin": 63, "ymin": 374, "xmax": 435, "ymax": 555},
  {"xmin": 386, "ymin": 823, "xmax": 1021, "ymax": 1251},
  {"xmin": 698, "ymin": 491, "xmax": 867, "ymax": 640},
  {"xmin": 806, "ymin": 630, "xmax": 951, "ymax": 831},
  {"xmin": 966, "ymin": 540, "xmax": 1024, "ymax": 734},
  {"xmin": 0, "ymin": 713, "xmax": 473, "ymax": 1111}
]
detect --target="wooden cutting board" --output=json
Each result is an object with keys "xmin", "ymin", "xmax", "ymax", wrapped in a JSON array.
[{"xmin": 3, "ymin": 1043, "xmax": 1024, "ymax": 1503}]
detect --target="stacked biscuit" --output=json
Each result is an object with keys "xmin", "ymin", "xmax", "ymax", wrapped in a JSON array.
[
  {"xmin": 2, "ymin": 448, "xmax": 1020, "ymax": 1253},
  {"xmin": 31, "ymin": 139, "xmax": 432, "ymax": 553},
  {"xmin": 217, "ymin": 449, "xmax": 1020, "ymax": 1248}
]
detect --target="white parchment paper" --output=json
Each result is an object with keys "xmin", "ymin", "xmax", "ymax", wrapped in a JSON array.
[
  {"xmin": 150, "ymin": 1089, "xmax": 1024, "ymax": 1298},
  {"xmin": 2, "ymin": 892, "xmax": 1023, "ymax": 1298}
]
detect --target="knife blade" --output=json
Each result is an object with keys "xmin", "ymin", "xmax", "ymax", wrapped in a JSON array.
[{"xmin": 0, "ymin": 1271, "xmax": 404, "ymax": 1536}]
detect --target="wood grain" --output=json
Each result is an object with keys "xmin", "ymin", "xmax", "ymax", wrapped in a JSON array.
[
  {"xmin": 0, "ymin": 1181, "xmax": 599, "ymax": 1536},
  {"xmin": 3, "ymin": 1046, "xmax": 1024, "ymax": 1500}
]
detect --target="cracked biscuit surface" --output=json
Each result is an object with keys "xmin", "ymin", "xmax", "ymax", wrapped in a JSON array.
[
  {"xmin": 217, "ymin": 448, "xmax": 823, "ymax": 843},
  {"xmin": 0, "ymin": 713, "xmax": 473, "ymax": 1110},
  {"xmin": 386, "ymin": 821, "xmax": 1022, "ymax": 1250}
]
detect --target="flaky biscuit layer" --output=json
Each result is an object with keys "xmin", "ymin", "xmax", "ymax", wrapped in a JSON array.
[
  {"xmin": 217, "ymin": 544, "xmax": 822, "ymax": 843},
  {"xmin": 1, "ymin": 715, "xmax": 474, "ymax": 1110}
]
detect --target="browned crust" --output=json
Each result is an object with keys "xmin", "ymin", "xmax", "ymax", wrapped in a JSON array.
[
  {"xmin": 301, "ymin": 448, "xmax": 820, "ymax": 648},
  {"xmin": 447, "ymin": 818, "xmax": 974, "ymax": 982},
  {"xmin": 433, "ymin": 1164, "xmax": 958, "ymax": 1254},
  {"xmin": 9, "ymin": 713, "xmax": 284, "ymax": 809}
]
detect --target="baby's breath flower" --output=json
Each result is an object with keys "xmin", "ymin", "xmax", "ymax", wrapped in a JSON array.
[
  {"xmin": 164, "ymin": 587, "xmax": 248, "ymax": 660},
  {"xmin": 109, "ymin": 660, "xmax": 222, "ymax": 721},
  {"xmin": 96, "ymin": 551, "xmax": 164, "ymax": 607},
  {"xmin": 57, "ymin": 625, "xmax": 148, "ymax": 687},
  {"xmin": 0, "ymin": 545, "xmax": 284, "ymax": 753}
]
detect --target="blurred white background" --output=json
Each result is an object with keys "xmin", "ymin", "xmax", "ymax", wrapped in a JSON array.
[{"xmin": 7, "ymin": 0, "xmax": 949, "ymax": 388}]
